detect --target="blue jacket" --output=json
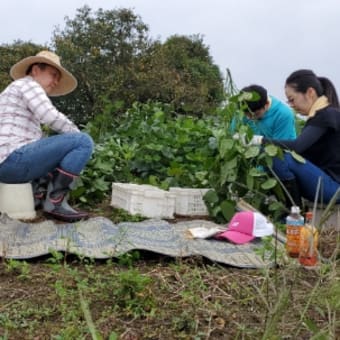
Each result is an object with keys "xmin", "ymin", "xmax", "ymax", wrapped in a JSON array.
[{"xmin": 243, "ymin": 96, "xmax": 296, "ymax": 140}]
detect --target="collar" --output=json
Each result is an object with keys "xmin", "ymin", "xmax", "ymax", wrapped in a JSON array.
[
  {"xmin": 307, "ymin": 95, "xmax": 329, "ymax": 119},
  {"xmin": 266, "ymin": 96, "xmax": 272, "ymax": 110}
]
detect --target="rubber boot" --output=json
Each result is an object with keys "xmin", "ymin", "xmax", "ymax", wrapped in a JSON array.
[
  {"xmin": 282, "ymin": 178, "xmax": 302, "ymax": 209},
  {"xmin": 43, "ymin": 169, "xmax": 89, "ymax": 222},
  {"xmin": 32, "ymin": 174, "xmax": 52, "ymax": 210}
]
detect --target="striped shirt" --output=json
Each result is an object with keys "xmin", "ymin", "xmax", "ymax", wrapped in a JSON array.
[{"xmin": 0, "ymin": 76, "xmax": 79, "ymax": 164}]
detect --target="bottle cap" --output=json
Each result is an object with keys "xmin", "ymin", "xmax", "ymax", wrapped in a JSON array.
[
  {"xmin": 291, "ymin": 205, "xmax": 300, "ymax": 214},
  {"xmin": 305, "ymin": 211, "xmax": 313, "ymax": 220}
]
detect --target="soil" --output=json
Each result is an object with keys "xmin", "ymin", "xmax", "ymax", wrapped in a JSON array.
[{"xmin": 0, "ymin": 202, "xmax": 339, "ymax": 339}]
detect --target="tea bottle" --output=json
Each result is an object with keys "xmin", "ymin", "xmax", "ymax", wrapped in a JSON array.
[
  {"xmin": 299, "ymin": 211, "xmax": 319, "ymax": 267},
  {"xmin": 285, "ymin": 205, "xmax": 304, "ymax": 257}
]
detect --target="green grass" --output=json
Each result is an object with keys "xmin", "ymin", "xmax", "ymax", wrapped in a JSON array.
[{"xmin": 0, "ymin": 243, "xmax": 339, "ymax": 339}]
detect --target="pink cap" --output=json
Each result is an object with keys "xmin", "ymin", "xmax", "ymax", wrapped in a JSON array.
[{"xmin": 216, "ymin": 211, "xmax": 274, "ymax": 244}]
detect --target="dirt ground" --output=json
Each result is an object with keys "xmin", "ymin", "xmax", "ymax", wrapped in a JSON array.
[{"xmin": 0, "ymin": 204, "xmax": 339, "ymax": 339}]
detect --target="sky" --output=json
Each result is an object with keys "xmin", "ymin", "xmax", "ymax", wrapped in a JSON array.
[{"xmin": 1, "ymin": 0, "xmax": 340, "ymax": 101}]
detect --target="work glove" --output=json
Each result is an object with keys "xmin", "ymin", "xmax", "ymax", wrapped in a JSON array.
[{"xmin": 249, "ymin": 135, "xmax": 263, "ymax": 146}]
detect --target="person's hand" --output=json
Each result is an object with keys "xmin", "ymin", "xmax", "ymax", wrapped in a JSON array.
[{"xmin": 249, "ymin": 135, "xmax": 263, "ymax": 146}]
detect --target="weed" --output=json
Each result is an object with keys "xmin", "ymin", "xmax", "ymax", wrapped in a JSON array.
[
  {"xmin": 46, "ymin": 249, "xmax": 66, "ymax": 271},
  {"xmin": 0, "ymin": 231, "xmax": 338, "ymax": 338},
  {"xmin": 117, "ymin": 250, "xmax": 140, "ymax": 267},
  {"xmin": 78, "ymin": 285, "xmax": 103, "ymax": 340},
  {"xmin": 4, "ymin": 259, "xmax": 30, "ymax": 279},
  {"xmin": 113, "ymin": 268, "xmax": 155, "ymax": 317}
]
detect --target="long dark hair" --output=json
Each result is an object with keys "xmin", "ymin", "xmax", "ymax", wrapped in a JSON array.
[{"xmin": 285, "ymin": 69, "xmax": 340, "ymax": 109}]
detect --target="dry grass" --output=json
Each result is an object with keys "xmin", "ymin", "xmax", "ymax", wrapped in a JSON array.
[{"xmin": 0, "ymin": 206, "xmax": 339, "ymax": 339}]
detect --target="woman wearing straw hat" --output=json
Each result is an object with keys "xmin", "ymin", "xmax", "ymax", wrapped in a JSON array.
[{"xmin": 0, "ymin": 50, "xmax": 94, "ymax": 222}]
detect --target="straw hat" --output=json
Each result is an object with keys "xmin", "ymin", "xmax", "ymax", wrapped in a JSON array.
[{"xmin": 10, "ymin": 50, "xmax": 77, "ymax": 96}]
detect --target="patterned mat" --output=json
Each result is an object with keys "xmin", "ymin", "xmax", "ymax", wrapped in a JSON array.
[{"xmin": 0, "ymin": 214, "xmax": 280, "ymax": 268}]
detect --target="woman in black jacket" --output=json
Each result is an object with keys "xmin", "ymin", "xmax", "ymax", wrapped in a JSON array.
[{"xmin": 253, "ymin": 69, "xmax": 340, "ymax": 207}]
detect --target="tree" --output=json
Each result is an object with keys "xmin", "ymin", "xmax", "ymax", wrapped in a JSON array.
[
  {"xmin": 52, "ymin": 6, "xmax": 225, "ymax": 123},
  {"xmin": 51, "ymin": 5, "xmax": 152, "ymax": 125},
  {"xmin": 133, "ymin": 34, "xmax": 224, "ymax": 115},
  {"xmin": 0, "ymin": 41, "xmax": 46, "ymax": 92}
]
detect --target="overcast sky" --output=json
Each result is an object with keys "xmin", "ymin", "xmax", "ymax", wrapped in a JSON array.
[{"xmin": 1, "ymin": 0, "xmax": 340, "ymax": 100}]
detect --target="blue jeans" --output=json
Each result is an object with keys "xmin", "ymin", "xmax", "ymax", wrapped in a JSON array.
[
  {"xmin": 0, "ymin": 132, "xmax": 94, "ymax": 183},
  {"xmin": 272, "ymin": 152, "xmax": 340, "ymax": 203}
]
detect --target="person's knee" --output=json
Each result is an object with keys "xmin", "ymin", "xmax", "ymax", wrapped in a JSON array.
[
  {"xmin": 272, "ymin": 153, "xmax": 295, "ymax": 180},
  {"xmin": 284, "ymin": 152, "xmax": 296, "ymax": 165},
  {"xmin": 77, "ymin": 132, "xmax": 94, "ymax": 154}
]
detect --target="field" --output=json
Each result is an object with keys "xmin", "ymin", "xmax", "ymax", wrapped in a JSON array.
[{"xmin": 0, "ymin": 205, "xmax": 339, "ymax": 340}]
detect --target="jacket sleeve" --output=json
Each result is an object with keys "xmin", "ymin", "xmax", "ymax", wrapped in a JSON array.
[
  {"xmin": 263, "ymin": 124, "xmax": 327, "ymax": 154},
  {"xmin": 22, "ymin": 80, "xmax": 80, "ymax": 133}
]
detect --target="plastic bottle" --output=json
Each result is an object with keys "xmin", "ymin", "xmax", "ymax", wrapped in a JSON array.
[
  {"xmin": 285, "ymin": 205, "xmax": 304, "ymax": 257},
  {"xmin": 299, "ymin": 211, "xmax": 319, "ymax": 267}
]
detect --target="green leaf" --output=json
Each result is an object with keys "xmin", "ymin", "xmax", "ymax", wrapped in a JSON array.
[
  {"xmin": 145, "ymin": 143, "xmax": 163, "ymax": 151},
  {"xmin": 219, "ymin": 139, "xmax": 234, "ymax": 158},
  {"xmin": 261, "ymin": 178, "xmax": 277, "ymax": 190},
  {"xmin": 249, "ymin": 167, "xmax": 265, "ymax": 177},
  {"xmin": 154, "ymin": 110, "xmax": 165, "ymax": 119},
  {"xmin": 268, "ymin": 201, "xmax": 283, "ymax": 211},
  {"xmin": 244, "ymin": 146, "xmax": 260, "ymax": 158},
  {"xmin": 264, "ymin": 154, "xmax": 273, "ymax": 168},
  {"xmin": 228, "ymin": 93, "xmax": 241, "ymax": 103},
  {"xmin": 289, "ymin": 150, "xmax": 306, "ymax": 163},
  {"xmin": 222, "ymin": 156, "xmax": 238, "ymax": 170},
  {"xmin": 303, "ymin": 318, "xmax": 319, "ymax": 333},
  {"xmin": 220, "ymin": 200, "xmax": 236, "ymax": 221},
  {"xmin": 220, "ymin": 158, "xmax": 238, "ymax": 185},
  {"xmin": 264, "ymin": 144, "xmax": 278, "ymax": 157},
  {"xmin": 203, "ymin": 189, "xmax": 219, "ymax": 204},
  {"xmin": 246, "ymin": 173, "xmax": 254, "ymax": 189},
  {"xmin": 109, "ymin": 332, "xmax": 119, "ymax": 340}
]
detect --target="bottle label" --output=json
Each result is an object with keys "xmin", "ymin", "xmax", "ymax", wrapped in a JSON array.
[
  {"xmin": 286, "ymin": 213, "xmax": 304, "ymax": 257},
  {"xmin": 286, "ymin": 220, "xmax": 303, "ymax": 226},
  {"xmin": 286, "ymin": 224, "xmax": 302, "ymax": 257},
  {"xmin": 299, "ymin": 226, "xmax": 319, "ymax": 266}
]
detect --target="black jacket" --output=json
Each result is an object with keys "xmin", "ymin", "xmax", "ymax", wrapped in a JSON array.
[{"xmin": 264, "ymin": 106, "xmax": 340, "ymax": 183}]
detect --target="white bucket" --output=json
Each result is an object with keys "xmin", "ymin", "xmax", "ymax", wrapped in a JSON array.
[{"xmin": 0, "ymin": 183, "xmax": 36, "ymax": 219}]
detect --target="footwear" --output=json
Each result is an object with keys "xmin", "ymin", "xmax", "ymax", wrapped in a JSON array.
[
  {"xmin": 32, "ymin": 174, "xmax": 52, "ymax": 210},
  {"xmin": 282, "ymin": 178, "xmax": 302, "ymax": 209},
  {"xmin": 43, "ymin": 168, "xmax": 89, "ymax": 222}
]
